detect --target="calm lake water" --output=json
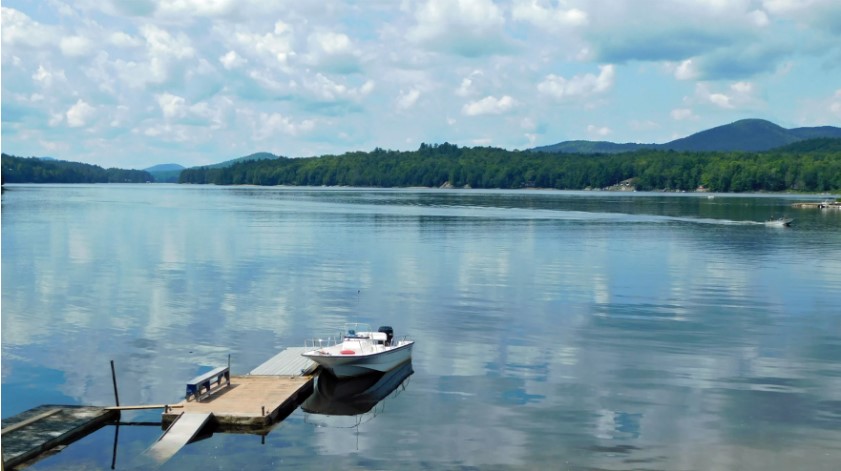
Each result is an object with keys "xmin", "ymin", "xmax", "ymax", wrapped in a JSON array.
[{"xmin": 3, "ymin": 184, "xmax": 841, "ymax": 470}]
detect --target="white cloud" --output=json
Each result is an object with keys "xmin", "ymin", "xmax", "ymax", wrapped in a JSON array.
[
  {"xmin": 136, "ymin": 24, "xmax": 196, "ymax": 85},
  {"xmin": 462, "ymin": 95, "xmax": 516, "ymax": 116},
  {"xmin": 674, "ymin": 59, "xmax": 698, "ymax": 80},
  {"xmin": 538, "ymin": 65, "xmax": 615, "ymax": 100},
  {"xmin": 456, "ymin": 78, "xmax": 474, "ymax": 97},
  {"xmin": 109, "ymin": 31, "xmax": 143, "ymax": 48},
  {"xmin": 671, "ymin": 108, "xmax": 698, "ymax": 121},
  {"xmin": 156, "ymin": 0, "xmax": 237, "ymax": 17},
  {"xmin": 32, "ymin": 65, "xmax": 67, "ymax": 88},
  {"xmin": 709, "ymin": 93, "xmax": 733, "ymax": 108},
  {"xmin": 156, "ymin": 93, "xmax": 187, "ymax": 119},
  {"xmin": 1, "ymin": 7, "xmax": 57, "ymax": 49},
  {"xmin": 397, "ymin": 89, "xmax": 421, "ymax": 110},
  {"xmin": 830, "ymin": 89, "xmax": 841, "ymax": 117},
  {"xmin": 586, "ymin": 124, "xmax": 611, "ymax": 137},
  {"xmin": 231, "ymin": 21, "xmax": 296, "ymax": 66},
  {"xmin": 303, "ymin": 74, "xmax": 374, "ymax": 103},
  {"xmin": 305, "ymin": 31, "xmax": 361, "ymax": 73},
  {"xmin": 693, "ymin": 81, "xmax": 760, "ymax": 110},
  {"xmin": 59, "ymin": 35, "xmax": 93, "ymax": 57},
  {"xmin": 511, "ymin": 1, "xmax": 588, "ymax": 30},
  {"xmin": 409, "ymin": 0, "xmax": 509, "ymax": 56},
  {"xmin": 254, "ymin": 112, "xmax": 315, "ymax": 140},
  {"xmin": 219, "ymin": 50, "xmax": 246, "ymax": 70},
  {"xmin": 66, "ymin": 99, "xmax": 96, "ymax": 127}
]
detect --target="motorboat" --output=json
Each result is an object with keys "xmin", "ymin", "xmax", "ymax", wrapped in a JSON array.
[
  {"xmin": 765, "ymin": 217, "xmax": 793, "ymax": 227},
  {"xmin": 302, "ymin": 361, "xmax": 414, "ymax": 416},
  {"xmin": 302, "ymin": 324, "xmax": 414, "ymax": 378}
]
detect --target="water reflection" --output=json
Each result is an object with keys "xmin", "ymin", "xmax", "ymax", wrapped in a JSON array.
[
  {"xmin": 3, "ymin": 185, "xmax": 841, "ymax": 469},
  {"xmin": 303, "ymin": 361, "xmax": 414, "ymax": 416}
]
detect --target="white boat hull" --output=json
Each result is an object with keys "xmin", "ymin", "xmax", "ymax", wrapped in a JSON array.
[{"xmin": 303, "ymin": 341, "xmax": 414, "ymax": 378}]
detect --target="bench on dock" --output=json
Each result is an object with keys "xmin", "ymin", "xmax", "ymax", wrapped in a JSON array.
[{"xmin": 185, "ymin": 366, "xmax": 230, "ymax": 402}]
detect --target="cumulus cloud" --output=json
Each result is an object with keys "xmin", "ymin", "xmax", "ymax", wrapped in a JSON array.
[
  {"xmin": 511, "ymin": 0, "xmax": 588, "ymax": 30},
  {"xmin": 537, "ymin": 65, "xmax": 614, "ymax": 100},
  {"xmin": 830, "ymin": 89, "xmax": 841, "ymax": 117},
  {"xmin": 462, "ymin": 95, "xmax": 516, "ymax": 116},
  {"xmin": 671, "ymin": 108, "xmax": 698, "ymax": 121},
  {"xmin": 32, "ymin": 65, "xmax": 67, "ymax": 88},
  {"xmin": 693, "ymin": 81, "xmax": 760, "ymax": 110},
  {"xmin": 586, "ymin": 124, "xmax": 611, "ymax": 137},
  {"xmin": 219, "ymin": 50, "xmax": 247, "ymax": 70},
  {"xmin": 156, "ymin": 93, "xmax": 187, "ymax": 119},
  {"xmin": 303, "ymin": 73, "xmax": 374, "ymax": 103},
  {"xmin": 673, "ymin": 59, "xmax": 698, "ymax": 80},
  {"xmin": 408, "ymin": 0, "xmax": 511, "ymax": 57},
  {"xmin": 59, "ymin": 35, "xmax": 94, "ymax": 57},
  {"xmin": 66, "ymin": 99, "xmax": 96, "ymax": 127},
  {"xmin": 305, "ymin": 31, "xmax": 361, "ymax": 73},
  {"xmin": 253, "ymin": 112, "xmax": 315, "ymax": 140},
  {"xmin": 110, "ymin": 31, "xmax": 143, "ymax": 48},
  {"xmin": 1, "ymin": 7, "xmax": 57, "ymax": 49},
  {"xmin": 397, "ymin": 89, "xmax": 421, "ymax": 110},
  {"xmin": 1, "ymin": 1, "xmax": 838, "ymax": 167},
  {"xmin": 230, "ymin": 20, "xmax": 296, "ymax": 66}
]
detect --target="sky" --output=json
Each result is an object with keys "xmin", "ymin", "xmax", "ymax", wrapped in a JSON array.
[{"xmin": 2, "ymin": 0, "xmax": 841, "ymax": 170}]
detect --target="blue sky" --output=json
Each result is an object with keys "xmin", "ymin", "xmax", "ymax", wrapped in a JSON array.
[{"xmin": 2, "ymin": 0, "xmax": 840, "ymax": 169}]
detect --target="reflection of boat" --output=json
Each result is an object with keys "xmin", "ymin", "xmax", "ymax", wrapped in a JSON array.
[
  {"xmin": 302, "ymin": 324, "xmax": 414, "ymax": 378},
  {"xmin": 765, "ymin": 217, "xmax": 793, "ymax": 227},
  {"xmin": 302, "ymin": 361, "xmax": 414, "ymax": 416}
]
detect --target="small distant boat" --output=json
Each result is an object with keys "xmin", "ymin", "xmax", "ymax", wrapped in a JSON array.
[
  {"xmin": 302, "ymin": 324, "xmax": 414, "ymax": 378},
  {"xmin": 765, "ymin": 217, "xmax": 793, "ymax": 227}
]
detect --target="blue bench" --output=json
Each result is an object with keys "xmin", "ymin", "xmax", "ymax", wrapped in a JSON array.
[{"xmin": 185, "ymin": 366, "xmax": 230, "ymax": 402}]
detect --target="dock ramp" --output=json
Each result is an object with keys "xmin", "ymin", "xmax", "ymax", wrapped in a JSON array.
[{"xmin": 146, "ymin": 412, "xmax": 213, "ymax": 464}]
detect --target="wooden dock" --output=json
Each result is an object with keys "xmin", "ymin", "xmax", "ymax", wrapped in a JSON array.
[
  {"xmin": 1, "ymin": 347, "xmax": 319, "ymax": 468},
  {"xmin": 160, "ymin": 347, "xmax": 318, "ymax": 431},
  {"xmin": 1, "ymin": 405, "xmax": 118, "ymax": 469},
  {"xmin": 161, "ymin": 374, "xmax": 313, "ymax": 431}
]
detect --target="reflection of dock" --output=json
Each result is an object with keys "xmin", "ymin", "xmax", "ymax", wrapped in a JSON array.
[{"xmin": 1, "ymin": 405, "xmax": 118, "ymax": 469}]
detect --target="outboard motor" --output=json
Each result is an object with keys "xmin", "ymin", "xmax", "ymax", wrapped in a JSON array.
[{"xmin": 378, "ymin": 326, "xmax": 394, "ymax": 346}]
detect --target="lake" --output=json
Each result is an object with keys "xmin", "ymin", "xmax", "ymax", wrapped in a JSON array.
[{"xmin": 2, "ymin": 184, "xmax": 841, "ymax": 470}]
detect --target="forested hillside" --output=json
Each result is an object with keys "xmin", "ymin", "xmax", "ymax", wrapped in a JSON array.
[
  {"xmin": 1, "ymin": 154, "xmax": 153, "ymax": 184},
  {"xmin": 179, "ymin": 141, "xmax": 841, "ymax": 192}
]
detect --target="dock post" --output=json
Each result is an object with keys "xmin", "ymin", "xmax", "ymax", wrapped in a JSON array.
[
  {"xmin": 110, "ymin": 360, "xmax": 120, "ymax": 407},
  {"xmin": 228, "ymin": 354, "xmax": 231, "ymax": 370}
]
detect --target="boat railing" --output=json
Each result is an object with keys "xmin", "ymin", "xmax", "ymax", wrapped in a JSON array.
[{"xmin": 304, "ymin": 336, "xmax": 342, "ymax": 350}]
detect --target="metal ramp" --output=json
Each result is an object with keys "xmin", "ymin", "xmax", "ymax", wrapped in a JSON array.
[
  {"xmin": 146, "ymin": 412, "xmax": 213, "ymax": 464},
  {"xmin": 249, "ymin": 347, "xmax": 317, "ymax": 376}
]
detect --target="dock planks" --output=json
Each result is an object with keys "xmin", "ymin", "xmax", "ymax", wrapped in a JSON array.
[
  {"xmin": 162, "ymin": 374, "xmax": 314, "ymax": 431},
  {"xmin": 249, "ymin": 346, "xmax": 316, "ymax": 376},
  {"xmin": 1, "ymin": 405, "xmax": 118, "ymax": 469}
]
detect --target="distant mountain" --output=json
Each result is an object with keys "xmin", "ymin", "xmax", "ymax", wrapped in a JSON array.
[
  {"xmin": 143, "ymin": 153, "xmax": 281, "ymax": 182},
  {"xmin": 145, "ymin": 163, "xmax": 184, "ymax": 172},
  {"xmin": 205, "ymin": 152, "xmax": 280, "ymax": 169},
  {"xmin": 145, "ymin": 163, "xmax": 185, "ymax": 183},
  {"xmin": 533, "ymin": 119, "xmax": 841, "ymax": 154},
  {"xmin": 772, "ymin": 137, "xmax": 841, "ymax": 153},
  {"xmin": 531, "ymin": 140, "xmax": 657, "ymax": 154}
]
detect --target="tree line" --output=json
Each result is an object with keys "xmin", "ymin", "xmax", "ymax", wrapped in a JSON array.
[
  {"xmin": 179, "ymin": 141, "xmax": 841, "ymax": 192},
  {"xmin": 1, "ymin": 154, "xmax": 152, "ymax": 184}
]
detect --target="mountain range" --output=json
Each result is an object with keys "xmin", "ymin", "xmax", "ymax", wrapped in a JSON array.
[
  {"xmin": 531, "ymin": 119, "xmax": 841, "ymax": 154},
  {"xmin": 141, "ymin": 119, "xmax": 841, "ymax": 181},
  {"xmin": 143, "ymin": 152, "xmax": 281, "ymax": 182}
]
